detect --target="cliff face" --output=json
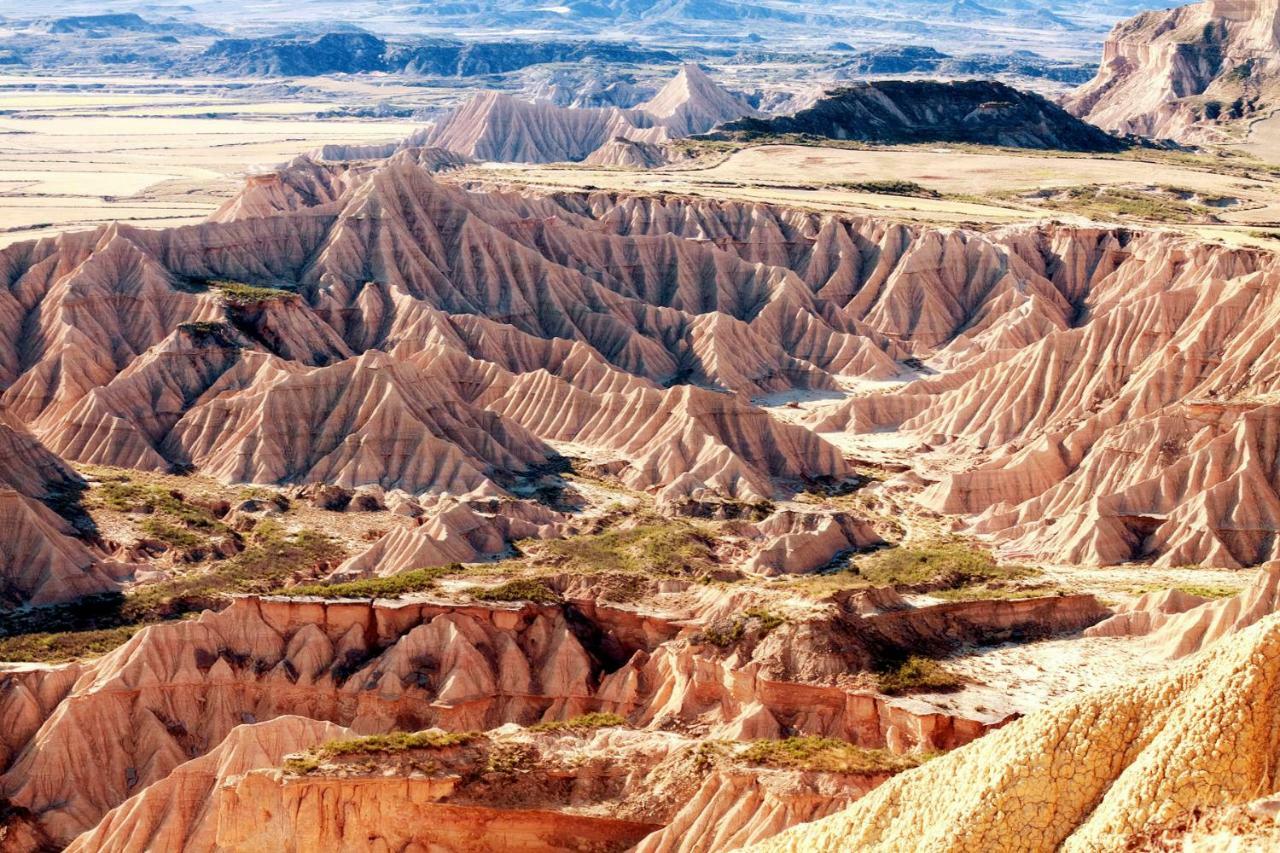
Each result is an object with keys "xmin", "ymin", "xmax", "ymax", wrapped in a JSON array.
[
  {"xmin": 0, "ymin": 590, "xmax": 1105, "ymax": 846},
  {"xmin": 747, "ymin": 612, "xmax": 1280, "ymax": 853},
  {"xmin": 1064, "ymin": 0, "xmax": 1280, "ymax": 142}
]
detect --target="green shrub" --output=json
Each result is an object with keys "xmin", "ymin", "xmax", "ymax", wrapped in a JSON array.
[
  {"xmin": 468, "ymin": 578, "xmax": 560, "ymax": 603},
  {"xmin": 319, "ymin": 730, "xmax": 475, "ymax": 756},
  {"xmin": 738, "ymin": 736, "xmax": 923, "ymax": 774},
  {"xmin": 534, "ymin": 517, "xmax": 716, "ymax": 577},
  {"xmin": 827, "ymin": 179, "xmax": 940, "ymax": 198},
  {"xmin": 876, "ymin": 656, "xmax": 964, "ymax": 696},
  {"xmin": 527, "ymin": 712, "xmax": 626, "ymax": 733},
  {"xmin": 0, "ymin": 625, "xmax": 142, "ymax": 663},
  {"xmin": 855, "ymin": 540, "xmax": 1032, "ymax": 591},
  {"xmin": 288, "ymin": 564, "xmax": 462, "ymax": 599},
  {"xmin": 139, "ymin": 518, "xmax": 207, "ymax": 552},
  {"xmin": 697, "ymin": 608, "xmax": 786, "ymax": 648},
  {"xmin": 210, "ymin": 280, "xmax": 299, "ymax": 306}
]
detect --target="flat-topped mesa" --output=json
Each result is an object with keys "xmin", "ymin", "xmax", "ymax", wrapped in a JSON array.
[
  {"xmin": 128, "ymin": 724, "xmax": 885, "ymax": 853},
  {"xmin": 716, "ymin": 80, "xmax": 1129, "ymax": 152},
  {"xmin": 1064, "ymin": 0, "xmax": 1280, "ymax": 142},
  {"xmin": 425, "ymin": 90, "xmax": 667, "ymax": 163}
]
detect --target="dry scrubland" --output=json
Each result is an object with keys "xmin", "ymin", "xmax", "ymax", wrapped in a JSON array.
[{"xmin": 0, "ymin": 76, "xmax": 421, "ymax": 244}]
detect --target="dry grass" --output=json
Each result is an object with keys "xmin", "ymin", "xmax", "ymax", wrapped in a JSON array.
[{"xmin": 737, "ymin": 736, "xmax": 925, "ymax": 775}]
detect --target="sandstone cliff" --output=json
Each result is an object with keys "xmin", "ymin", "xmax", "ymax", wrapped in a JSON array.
[
  {"xmin": 1064, "ymin": 0, "xmax": 1280, "ymax": 142},
  {"xmin": 747, "ymin": 613, "xmax": 1280, "ymax": 852}
]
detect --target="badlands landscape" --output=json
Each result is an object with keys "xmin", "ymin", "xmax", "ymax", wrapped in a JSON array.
[{"xmin": 8, "ymin": 0, "xmax": 1280, "ymax": 852}]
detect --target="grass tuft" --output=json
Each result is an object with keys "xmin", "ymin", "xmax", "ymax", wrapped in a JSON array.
[
  {"xmin": 738, "ymin": 736, "xmax": 925, "ymax": 774},
  {"xmin": 468, "ymin": 578, "xmax": 561, "ymax": 604},
  {"xmin": 527, "ymin": 712, "xmax": 627, "ymax": 733}
]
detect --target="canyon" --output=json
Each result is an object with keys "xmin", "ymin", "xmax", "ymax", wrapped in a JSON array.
[
  {"xmin": 2, "ymin": 133, "xmax": 1280, "ymax": 850},
  {"xmin": 6, "ymin": 0, "xmax": 1280, "ymax": 849}
]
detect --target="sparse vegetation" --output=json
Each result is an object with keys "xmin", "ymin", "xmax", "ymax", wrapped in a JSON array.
[
  {"xmin": 527, "ymin": 712, "xmax": 627, "ymax": 733},
  {"xmin": 0, "ymin": 625, "xmax": 143, "ymax": 663},
  {"xmin": 826, "ymin": 179, "xmax": 940, "ymax": 198},
  {"xmin": 876, "ymin": 656, "xmax": 964, "ymax": 696},
  {"xmin": 120, "ymin": 520, "xmax": 344, "ymax": 622},
  {"xmin": 532, "ymin": 516, "xmax": 717, "ymax": 577},
  {"xmin": 287, "ymin": 564, "xmax": 462, "ymax": 599},
  {"xmin": 738, "ymin": 736, "xmax": 925, "ymax": 774},
  {"xmin": 930, "ymin": 582, "xmax": 1072, "ymax": 602},
  {"xmin": 854, "ymin": 539, "xmax": 1035, "ymax": 592},
  {"xmin": 1127, "ymin": 583, "xmax": 1241, "ymax": 600},
  {"xmin": 1020, "ymin": 185, "xmax": 1227, "ymax": 223},
  {"xmin": 484, "ymin": 741, "xmax": 537, "ymax": 775},
  {"xmin": 209, "ymin": 280, "xmax": 300, "ymax": 305},
  {"xmin": 284, "ymin": 730, "xmax": 477, "ymax": 773},
  {"xmin": 89, "ymin": 473, "xmax": 228, "ymax": 533},
  {"xmin": 468, "ymin": 577, "xmax": 561, "ymax": 604},
  {"xmin": 697, "ymin": 607, "xmax": 787, "ymax": 648}
]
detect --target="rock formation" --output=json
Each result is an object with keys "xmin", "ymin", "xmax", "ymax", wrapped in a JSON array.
[
  {"xmin": 0, "ymin": 588, "xmax": 1109, "ymax": 846},
  {"xmin": 637, "ymin": 63, "xmax": 759, "ymax": 138},
  {"xmin": 747, "ymin": 613, "xmax": 1280, "ymax": 852},
  {"xmin": 717, "ymin": 80, "xmax": 1129, "ymax": 151},
  {"xmin": 64, "ymin": 716, "xmax": 350, "ymax": 853},
  {"xmin": 1064, "ymin": 0, "xmax": 1280, "ymax": 142},
  {"xmin": 425, "ymin": 63, "xmax": 754, "ymax": 163},
  {"xmin": 205, "ymin": 724, "xmax": 898, "ymax": 853},
  {"xmin": 583, "ymin": 137, "xmax": 674, "ymax": 168},
  {"xmin": 0, "ymin": 411, "xmax": 123, "ymax": 606},
  {"xmin": 1086, "ymin": 561, "xmax": 1280, "ymax": 659}
]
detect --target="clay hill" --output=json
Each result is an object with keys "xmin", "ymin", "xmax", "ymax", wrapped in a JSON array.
[
  {"xmin": 6, "ymin": 148, "xmax": 1280, "ymax": 614},
  {"xmin": 1064, "ymin": 0, "xmax": 1280, "ymax": 142},
  {"xmin": 749, "ymin": 598, "xmax": 1280, "ymax": 852},
  {"xmin": 426, "ymin": 63, "xmax": 756, "ymax": 162},
  {"xmin": 717, "ymin": 80, "xmax": 1130, "ymax": 152},
  {"xmin": 2, "ymin": 588, "xmax": 1106, "ymax": 848}
]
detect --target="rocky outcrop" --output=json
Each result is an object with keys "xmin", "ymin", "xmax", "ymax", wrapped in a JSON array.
[
  {"xmin": 1086, "ymin": 562, "xmax": 1280, "ymax": 659},
  {"xmin": 743, "ymin": 511, "xmax": 881, "ymax": 575},
  {"xmin": 637, "ymin": 63, "xmax": 758, "ymax": 137},
  {"xmin": 3, "ymin": 589, "xmax": 1064, "ymax": 846},
  {"xmin": 717, "ymin": 80, "xmax": 1129, "ymax": 152},
  {"xmin": 633, "ymin": 767, "xmax": 886, "ymax": 853},
  {"xmin": 747, "ymin": 613, "xmax": 1280, "ymax": 852},
  {"xmin": 426, "ymin": 63, "xmax": 753, "ymax": 163},
  {"xmin": 425, "ymin": 91, "xmax": 667, "ymax": 163},
  {"xmin": 583, "ymin": 137, "xmax": 673, "ymax": 168},
  {"xmin": 0, "ymin": 412, "xmax": 123, "ymax": 606},
  {"xmin": 64, "ymin": 716, "xmax": 350, "ymax": 853},
  {"xmin": 332, "ymin": 499, "xmax": 564, "ymax": 578},
  {"xmin": 209, "ymin": 726, "xmax": 888, "ymax": 853},
  {"xmin": 490, "ymin": 379, "xmax": 850, "ymax": 502},
  {"xmin": 0, "ymin": 595, "xmax": 676, "ymax": 844},
  {"xmin": 1064, "ymin": 0, "xmax": 1280, "ymax": 142}
]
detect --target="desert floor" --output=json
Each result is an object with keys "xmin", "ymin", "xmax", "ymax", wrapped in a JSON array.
[{"xmin": 0, "ymin": 76, "xmax": 426, "ymax": 245}]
